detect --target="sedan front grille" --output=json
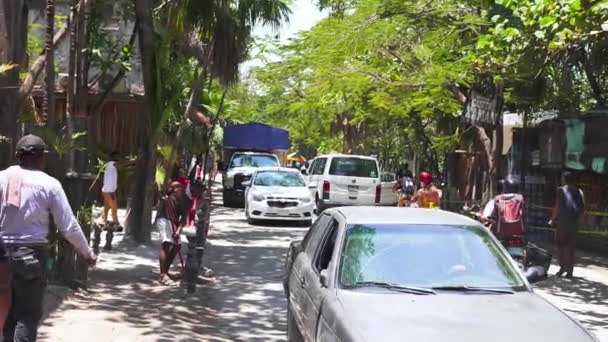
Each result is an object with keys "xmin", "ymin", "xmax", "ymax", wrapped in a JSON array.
[{"xmin": 267, "ymin": 201, "xmax": 299, "ymax": 208}]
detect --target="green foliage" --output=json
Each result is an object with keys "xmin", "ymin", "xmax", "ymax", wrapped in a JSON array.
[
  {"xmin": 476, "ymin": 0, "xmax": 608, "ymax": 111},
  {"xmin": 38, "ymin": 126, "xmax": 87, "ymax": 159},
  {"xmin": 228, "ymin": 0, "xmax": 483, "ymax": 171}
]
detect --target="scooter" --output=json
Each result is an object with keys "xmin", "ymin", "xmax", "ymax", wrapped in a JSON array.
[{"xmin": 460, "ymin": 205, "xmax": 551, "ymax": 280}]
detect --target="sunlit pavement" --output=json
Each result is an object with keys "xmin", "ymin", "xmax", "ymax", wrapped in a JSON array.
[
  {"xmin": 37, "ymin": 185, "xmax": 608, "ymax": 341},
  {"xmin": 534, "ymin": 254, "xmax": 608, "ymax": 341},
  {"xmin": 38, "ymin": 184, "xmax": 309, "ymax": 342}
]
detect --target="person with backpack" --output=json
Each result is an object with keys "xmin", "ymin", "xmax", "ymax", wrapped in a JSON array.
[
  {"xmin": 481, "ymin": 178, "xmax": 526, "ymax": 238},
  {"xmin": 392, "ymin": 172, "xmax": 416, "ymax": 207},
  {"xmin": 549, "ymin": 171, "xmax": 584, "ymax": 279}
]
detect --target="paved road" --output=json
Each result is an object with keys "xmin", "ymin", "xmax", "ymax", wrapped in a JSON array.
[
  {"xmin": 196, "ymin": 204, "xmax": 308, "ymax": 341},
  {"xmin": 202, "ymin": 208, "xmax": 608, "ymax": 342},
  {"xmin": 535, "ymin": 254, "xmax": 608, "ymax": 341},
  {"xmin": 38, "ymin": 194, "xmax": 608, "ymax": 341},
  {"xmin": 202, "ymin": 204, "xmax": 608, "ymax": 341}
]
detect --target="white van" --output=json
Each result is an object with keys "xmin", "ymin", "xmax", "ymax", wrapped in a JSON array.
[{"xmin": 307, "ymin": 154, "xmax": 383, "ymax": 212}]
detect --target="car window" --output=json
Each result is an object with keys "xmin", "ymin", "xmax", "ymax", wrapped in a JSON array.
[
  {"xmin": 312, "ymin": 158, "xmax": 327, "ymax": 175},
  {"xmin": 253, "ymin": 171, "xmax": 306, "ymax": 187},
  {"xmin": 303, "ymin": 214, "xmax": 333, "ymax": 256},
  {"xmin": 329, "ymin": 157, "xmax": 378, "ymax": 178},
  {"xmin": 314, "ymin": 219, "xmax": 339, "ymax": 273},
  {"xmin": 339, "ymin": 224, "xmax": 526, "ymax": 291},
  {"xmin": 230, "ymin": 154, "xmax": 279, "ymax": 168},
  {"xmin": 381, "ymin": 173, "xmax": 395, "ymax": 182}
]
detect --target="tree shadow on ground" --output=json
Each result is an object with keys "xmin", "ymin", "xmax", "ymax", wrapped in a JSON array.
[
  {"xmin": 535, "ymin": 270, "xmax": 608, "ymax": 334},
  {"xmin": 39, "ymin": 188, "xmax": 307, "ymax": 342}
]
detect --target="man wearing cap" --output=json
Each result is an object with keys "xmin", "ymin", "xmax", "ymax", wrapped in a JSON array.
[{"xmin": 0, "ymin": 134, "xmax": 96, "ymax": 341}]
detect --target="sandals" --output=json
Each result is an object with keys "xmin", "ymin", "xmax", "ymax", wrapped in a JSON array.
[{"xmin": 159, "ymin": 275, "xmax": 177, "ymax": 286}]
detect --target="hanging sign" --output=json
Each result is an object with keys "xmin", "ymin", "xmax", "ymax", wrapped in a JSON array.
[{"xmin": 463, "ymin": 90, "xmax": 501, "ymax": 127}]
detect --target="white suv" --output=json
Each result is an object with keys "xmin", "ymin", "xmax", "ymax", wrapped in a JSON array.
[{"xmin": 307, "ymin": 154, "xmax": 382, "ymax": 212}]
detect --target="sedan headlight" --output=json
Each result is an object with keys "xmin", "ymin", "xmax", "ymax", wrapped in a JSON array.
[
  {"xmin": 252, "ymin": 194, "xmax": 265, "ymax": 202},
  {"xmin": 300, "ymin": 196, "xmax": 312, "ymax": 203}
]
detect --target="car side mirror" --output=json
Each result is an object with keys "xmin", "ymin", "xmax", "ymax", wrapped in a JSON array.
[
  {"xmin": 242, "ymin": 180, "xmax": 251, "ymax": 187},
  {"xmin": 320, "ymin": 269, "xmax": 329, "ymax": 288},
  {"xmin": 301, "ymin": 169, "xmax": 308, "ymax": 175},
  {"xmin": 308, "ymin": 182, "xmax": 317, "ymax": 189}
]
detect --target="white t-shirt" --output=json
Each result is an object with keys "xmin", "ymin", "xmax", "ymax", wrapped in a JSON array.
[{"xmin": 102, "ymin": 161, "xmax": 118, "ymax": 193}]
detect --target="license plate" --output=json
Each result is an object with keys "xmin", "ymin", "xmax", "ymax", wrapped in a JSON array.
[{"xmin": 348, "ymin": 185, "xmax": 359, "ymax": 192}]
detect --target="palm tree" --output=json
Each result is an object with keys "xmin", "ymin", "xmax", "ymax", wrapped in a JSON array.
[{"xmin": 128, "ymin": 0, "xmax": 291, "ymax": 243}]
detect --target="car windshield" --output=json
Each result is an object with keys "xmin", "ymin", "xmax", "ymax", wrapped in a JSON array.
[
  {"xmin": 329, "ymin": 157, "xmax": 378, "ymax": 178},
  {"xmin": 339, "ymin": 224, "xmax": 526, "ymax": 291},
  {"xmin": 230, "ymin": 154, "xmax": 279, "ymax": 168},
  {"xmin": 254, "ymin": 171, "xmax": 306, "ymax": 187}
]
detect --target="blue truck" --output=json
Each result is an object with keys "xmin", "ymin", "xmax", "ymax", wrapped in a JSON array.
[{"xmin": 222, "ymin": 122, "xmax": 290, "ymax": 207}]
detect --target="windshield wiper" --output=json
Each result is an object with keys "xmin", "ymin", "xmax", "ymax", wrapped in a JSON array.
[
  {"xmin": 431, "ymin": 286, "xmax": 514, "ymax": 294},
  {"xmin": 352, "ymin": 281, "xmax": 436, "ymax": 295}
]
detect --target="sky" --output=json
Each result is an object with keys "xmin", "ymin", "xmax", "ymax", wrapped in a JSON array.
[{"xmin": 240, "ymin": 0, "xmax": 327, "ymax": 75}]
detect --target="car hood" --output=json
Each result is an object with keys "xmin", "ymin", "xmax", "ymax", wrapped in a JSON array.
[
  {"xmin": 251, "ymin": 186, "xmax": 310, "ymax": 199},
  {"xmin": 336, "ymin": 289, "xmax": 595, "ymax": 342}
]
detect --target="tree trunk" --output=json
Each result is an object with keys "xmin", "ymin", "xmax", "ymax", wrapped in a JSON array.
[
  {"xmin": 65, "ymin": 0, "xmax": 78, "ymax": 172},
  {"xmin": 18, "ymin": 22, "xmax": 70, "ymax": 103},
  {"xmin": 44, "ymin": 0, "xmax": 56, "ymax": 128},
  {"xmin": 128, "ymin": 0, "xmax": 160, "ymax": 243},
  {"xmin": 0, "ymin": 0, "xmax": 29, "ymax": 169}
]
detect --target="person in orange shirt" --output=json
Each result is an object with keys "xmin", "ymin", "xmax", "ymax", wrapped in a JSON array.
[{"xmin": 413, "ymin": 171, "xmax": 441, "ymax": 208}]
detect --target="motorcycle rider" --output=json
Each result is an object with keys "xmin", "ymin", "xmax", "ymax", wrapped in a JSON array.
[
  {"xmin": 393, "ymin": 172, "xmax": 416, "ymax": 207},
  {"xmin": 413, "ymin": 172, "xmax": 441, "ymax": 208},
  {"xmin": 481, "ymin": 177, "xmax": 526, "ymax": 232}
]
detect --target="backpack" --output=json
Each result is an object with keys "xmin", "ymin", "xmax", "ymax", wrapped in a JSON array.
[
  {"xmin": 401, "ymin": 176, "xmax": 415, "ymax": 195},
  {"xmin": 561, "ymin": 186, "xmax": 583, "ymax": 219},
  {"xmin": 494, "ymin": 194, "xmax": 525, "ymax": 237}
]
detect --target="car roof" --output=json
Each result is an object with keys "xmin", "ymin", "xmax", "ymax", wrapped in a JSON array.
[
  {"xmin": 329, "ymin": 207, "xmax": 481, "ymax": 226},
  {"xmin": 255, "ymin": 167, "xmax": 300, "ymax": 173},
  {"xmin": 314, "ymin": 153, "xmax": 377, "ymax": 160}
]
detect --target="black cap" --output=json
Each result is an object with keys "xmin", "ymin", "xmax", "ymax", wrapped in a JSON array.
[{"xmin": 16, "ymin": 134, "xmax": 48, "ymax": 154}]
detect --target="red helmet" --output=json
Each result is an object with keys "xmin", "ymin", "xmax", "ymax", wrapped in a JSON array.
[{"xmin": 419, "ymin": 171, "xmax": 432, "ymax": 185}]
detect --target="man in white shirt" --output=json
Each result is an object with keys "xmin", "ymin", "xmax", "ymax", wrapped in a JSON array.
[
  {"xmin": 102, "ymin": 152, "xmax": 120, "ymax": 227},
  {"xmin": 0, "ymin": 135, "xmax": 96, "ymax": 341}
]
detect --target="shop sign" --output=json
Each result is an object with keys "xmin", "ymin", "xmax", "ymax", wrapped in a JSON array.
[{"xmin": 463, "ymin": 91, "xmax": 501, "ymax": 127}]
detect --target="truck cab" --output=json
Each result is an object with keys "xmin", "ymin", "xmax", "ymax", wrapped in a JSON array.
[{"xmin": 222, "ymin": 151, "xmax": 280, "ymax": 207}]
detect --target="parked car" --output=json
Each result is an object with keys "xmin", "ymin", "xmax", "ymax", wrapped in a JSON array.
[
  {"xmin": 223, "ymin": 151, "xmax": 280, "ymax": 207},
  {"xmin": 244, "ymin": 167, "xmax": 315, "ymax": 225},
  {"xmin": 283, "ymin": 207, "xmax": 597, "ymax": 342},
  {"xmin": 307, "ymin": 154, "xmax": 381, "ymax": 213}
]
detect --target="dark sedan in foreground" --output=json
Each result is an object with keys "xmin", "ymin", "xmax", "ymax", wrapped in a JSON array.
[{"xmin": 284, "ymin": 207, "xmax": 597, "ymax": 342}]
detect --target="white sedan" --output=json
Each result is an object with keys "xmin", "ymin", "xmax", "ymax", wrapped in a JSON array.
[{"xmin": 244, "ymin": 167, "xmax": 315, "ymax": 225}]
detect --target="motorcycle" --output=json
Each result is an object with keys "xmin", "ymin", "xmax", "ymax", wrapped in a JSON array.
[{"xmin": 461, "ymin": 204, "xmax": 551, "ymax": 282}]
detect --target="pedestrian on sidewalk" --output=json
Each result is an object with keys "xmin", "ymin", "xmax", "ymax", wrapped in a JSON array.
[
  {"xmin": 0, "ymin": 135, "xmax": 96, "ymax": 341},
  {"xmin": 101, "ymin": 151, "xmax": 133, "ymax": 230},
  {"xmin": 549, "ymin": 171, "xmax": 585, "ymax": 279},
  {"xmin": 156, "ymin": 181, "xmax": 190, "ymax": 285},
  {"xmin": 205, "ymin": 155, "xmax": 215, "ymax": 181},
  {"xmin": 215, "ymin": 159, "xmax": 225, "ymax": 182}
]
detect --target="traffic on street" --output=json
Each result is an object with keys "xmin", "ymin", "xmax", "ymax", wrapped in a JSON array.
[{"xmin": 2, "ymin": 0, "xmax": 608, "ymax": 341}]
